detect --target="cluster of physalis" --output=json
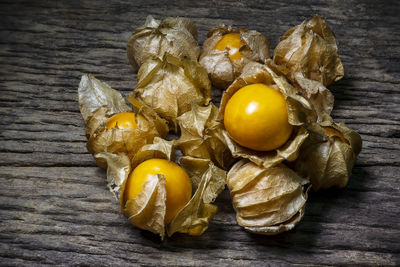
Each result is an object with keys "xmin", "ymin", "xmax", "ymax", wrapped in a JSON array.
[{"xmin": 78, "ymin": 15, "xmax": 362, "ymax": 238}]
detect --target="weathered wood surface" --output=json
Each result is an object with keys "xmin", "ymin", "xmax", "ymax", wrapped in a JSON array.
[{"xmin": 1, "ymin": 0, "xmax": 399, "ymax": 265}]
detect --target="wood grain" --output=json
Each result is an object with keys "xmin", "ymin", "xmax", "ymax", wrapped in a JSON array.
[{"xmin": 1, "ymin": 0, "xmax": 399, "ymax": 265}]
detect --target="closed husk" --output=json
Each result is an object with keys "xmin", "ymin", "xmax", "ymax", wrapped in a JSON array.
[
  {"xmin": 130, "ymin": 54, "xmax": 212, "ymax": 130},
  {"xmin": 127, "ymin": 16, "xmax": 200, "ymax": 70},
  {"xmin": 227, "ymin": 160, "xmax": 309, "ymax": 235},
  {"xmin": 294, "ymin": 115, "xmax": 362, "ymax": 190},
  {"xmin": 273, "ymin": 14, "xmax": 344, "ymax": 88},
  {"xmin": 176, "ymin": 103, "xmax": 234, "ymax": 169}
]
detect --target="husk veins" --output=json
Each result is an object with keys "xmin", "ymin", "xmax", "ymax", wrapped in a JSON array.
[
  {"xmin": 127, "ymin": 16, "xmax": 200, "ymax": 70},
  {"xmin": 199, "ymin": 26, "xmax": 270, "ymax": 89},
  {"xmin": 227, "ymin": 160, "xmax": 308, "ymax": 235}
]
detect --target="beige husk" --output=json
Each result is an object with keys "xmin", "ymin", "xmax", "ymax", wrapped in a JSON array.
[
  {"xmin": 127, "ymin": 16, "xmax": 200, "ymax": 70},
  {"xmin": 293, "ymin": 74, "xmax": 335, "ymax": 121},
  {"xmin": 130, "ymin": 54, "xmax": 212, "ymax": 130},
  {"xmin": 273, "ymin": 15, "xmax": 344, "ymax": 88},
  {"xmin": 112, "ymin": 138, "xmax": 226, "ymax": 238},
  {"xmin": 227, "ymin": 160, "xmax": 309, "ymax": 235},
  {"xmin": 218, "ymin": 62, "xmax": 316, "ymax": 168},
  {"xmin": 199, "ymin": 26, "xmax": 270, "ymax": 89},
  {"xmin": 176, "ymin": 103, "xmax": 235, "ymax": 169},
  {"xmin": 167, "ymin": 156, "xmax": 226, "ymax": 236},
  {"xmin": 294, "ymin": 115, "xmax": 362, "ymax": 190},
  {"xmin": 78, "ymin": 74, "xmax": 168, "ymax": 168},
  {"xmin": 94, "ymin": 152, "xmax": 131, "ymax": 196},
  {"xmin": 272, "ymin": 15, "xmax": 343, "ymax": 121}
]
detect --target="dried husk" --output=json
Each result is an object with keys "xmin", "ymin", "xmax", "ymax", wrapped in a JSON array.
[
  {"xmin": 227, "ymin": 159, "xmax": 308, "ymax": 235},
  {"xmin": 78, "ymin": 74, "xmax": 131, "ymax": 124},
  {"xmin": 127, "ymin": 15, "xmax": 200, "ymax": 70},
  {"xmin": 176, "ymin": 102, "xmax": 235, "ymax": 169},
  {"xmin": 273, "ymin": 15, "xmax": 344, "ymax": 88},
  {"xmin": 94, "ymin": 152, "xmax": 131, "ymax": 196},
  {"xmin": 78, "ymin": 74, "xmax": 168, "ymax": 168},
  {"xmin": 199, "ymin": 26, "xmax": 270, "ymax": 89},
  {"xmin": 268, "ymin": 60, "xmax": 334, "ymax": 121},
  {"xmin": 294, "ymin": 74, "xmax": 334, "ymax": 121},
  {"xmin": 218, "ymin": 62, "xmax": 316, "ymax": 168},
  {"xmin": 118, "ymin": 138, "xmax": 226, "ymax": 238},
  {"xmin": 294, "ymin": 115, "xmax": 362, "ymax": 190},
  {"xmin": 167, "ymin": 156, "xmax": 226, "ymax": 236},
  {"xmin": 130, "ymin": 54, "xmax": 212, "ymax": 129}
]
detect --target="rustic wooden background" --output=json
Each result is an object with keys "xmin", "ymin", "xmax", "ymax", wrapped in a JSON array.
[{"xmin": 1, "ymin": 0, "xmax": 399, "ymax": 265}]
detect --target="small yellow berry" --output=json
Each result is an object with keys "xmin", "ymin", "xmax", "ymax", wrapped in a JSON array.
[
  {"xmin": 106, "ymin": 112, "xmax": 145, "ymax": 130},
  {"xmin": 214, "ymin": 33, "xmax": 245, "ymax": 61},
  {"xmin": 124, "ymin": 159, "xmax": 192, "ymax": 224},
  {"xmin": 224, "ymin": 83, "xmax": 293, "ymax": 151}
]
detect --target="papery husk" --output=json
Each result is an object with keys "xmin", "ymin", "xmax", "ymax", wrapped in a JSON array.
[
  {"xmin": 78, "ymin": 74, "xmax": 168, "ymax": 168},
  {"xmin": 167, "ymin": 156, "xmax": 226, "ymax": 236},
  {"xmin": 130, "ymin": 54, "xmax": 212, "ymax": 129},
  {"xmin": 227, "ymin": 159, "xmax": 308, "ymax": 235},
  {"xmin": 218, "ymin": 62, "xmax": 316, "ymax": 168},
  {"xmin": 268, "ymin": 60, "xmax": 334, "ymax": 121},
  {"xmin": 127, "ymin": 15, "xmax": 200, "ymax": 70},
  {"xmin": 119, "ymin": 138, "xmax": 226, "ymax": 238},
  {"xmin": 199, "ymin": 26, "xmax": 270, "ymax": 89},
  {"xmin": 273, "ymin": 15, "xmax": 344, "ymax": 88},
  {"xmin": 294, "ymin": 115, "xmax": 362, "ymax": 190},
  {"xmin": 293, "ymin": 74, "xmax": 334, "ymax": 121},
  {"xmin": 94, "ymin": 152, "xmax": 131, "ymax": 196},
  {"xmin": 176, "ymin": 102, "xmax": 235, "ymax": 169},
  {"xmin": 78, "ymin": 74, "xmax": 131, "ymax": 124}
]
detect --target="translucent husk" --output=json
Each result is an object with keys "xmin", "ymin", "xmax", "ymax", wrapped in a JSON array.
[
  {"xmin": 227, "ymin": 159, "xmax": 309, "ymax": 235},
  {"xmin": 109, "ymin": 138, "xmax": 227, "ymax": 238},
  {"xmin": 293, "ymin": 74, "xmax": 334, "ymax": 121},
  {"xmin": 199, "ymin": 26, "xmax": 270, "ymax": 89},
  {"xmin": 130, "ymin": 54, "xmax": 212, "ymax": 130},
  {"xmin": 294, "ymin": 115, "xmax": 362, "ymax": 190},
  {"xmin": 218, "ymin": 62, "xmax": 317, "ymax": 168},
  {"xmin": 273, "ymin": 15, "xmax": 344, "ymax": 88},
  {"xmin": 78, "ymin": 74, "xmax": 168, "ymax": 168},
  {"xmin": 95, "ymin": 152, "xmax": 131, "ymax": 196},
  {"xmin": 176, "ymin": 102, "xmax": 235, "ymax": 169},
  {"xmin": 127, "ymin": 15, "xmax": 200, "ymax": 70}
]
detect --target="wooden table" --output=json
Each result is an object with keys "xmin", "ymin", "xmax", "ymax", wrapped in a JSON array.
[{"xmin": 1, "ymin": 0, "xmax": 399, "ymax": 265}]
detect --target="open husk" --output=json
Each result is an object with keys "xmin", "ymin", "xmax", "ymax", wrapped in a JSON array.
[
  {"xmin": 176, "ymin": 103, "xmax": 235, "ymax": 169},
  {"xmin": 227, "ymin": 160, "xmax": 309, "ymax": 235},
  {"xmin": 273, "ymin": 15, "xmax": 344, "ymax": 88},
  {"xmin": 127, "ymin": 16, "xmax": 200, "ymax": 70},
  {"xmin": 199, "ymin": 26, "xmax": 270, "ymax": 89},
  {"xmin": 78, "ymin": 74, "xmax": 168, "ymax": 168},
  {"xmin": 115, "ymin": 138, "xmax": 226, "ymax": 238},
  {"xmin": 218, "ymin": 62, "xmax": 316, "ymax": 168},
  {"xmin": 167, "ymin": 156, "xmax": 226, "ymax": 237},
  {"xmin": 130, "ymin": 54, "xmax": 212, "ymax": 129},
  {"xmin": 294, "ymin": 115, "xmax": 362, "ymax": 190}
]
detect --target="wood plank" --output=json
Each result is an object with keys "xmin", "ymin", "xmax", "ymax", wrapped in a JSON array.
[{"xmin": 0, "ymin": 0, "xmax": 399, "ymax": 265}]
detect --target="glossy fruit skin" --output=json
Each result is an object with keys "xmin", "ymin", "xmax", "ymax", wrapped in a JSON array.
[
  {"xmin": 125, "ymin": 159, "xmax": 192, "ymax": 224},
  {"xmin": 106, "ymin": 112, "xmax": 144, "ymax": 130},
  {"xmin": 214, "ymin": 33, "xmax": 245, "ymax": 61},
  {"xmin": 224, "ymin": 83, "xmax": 293, "ymax": 151}
]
